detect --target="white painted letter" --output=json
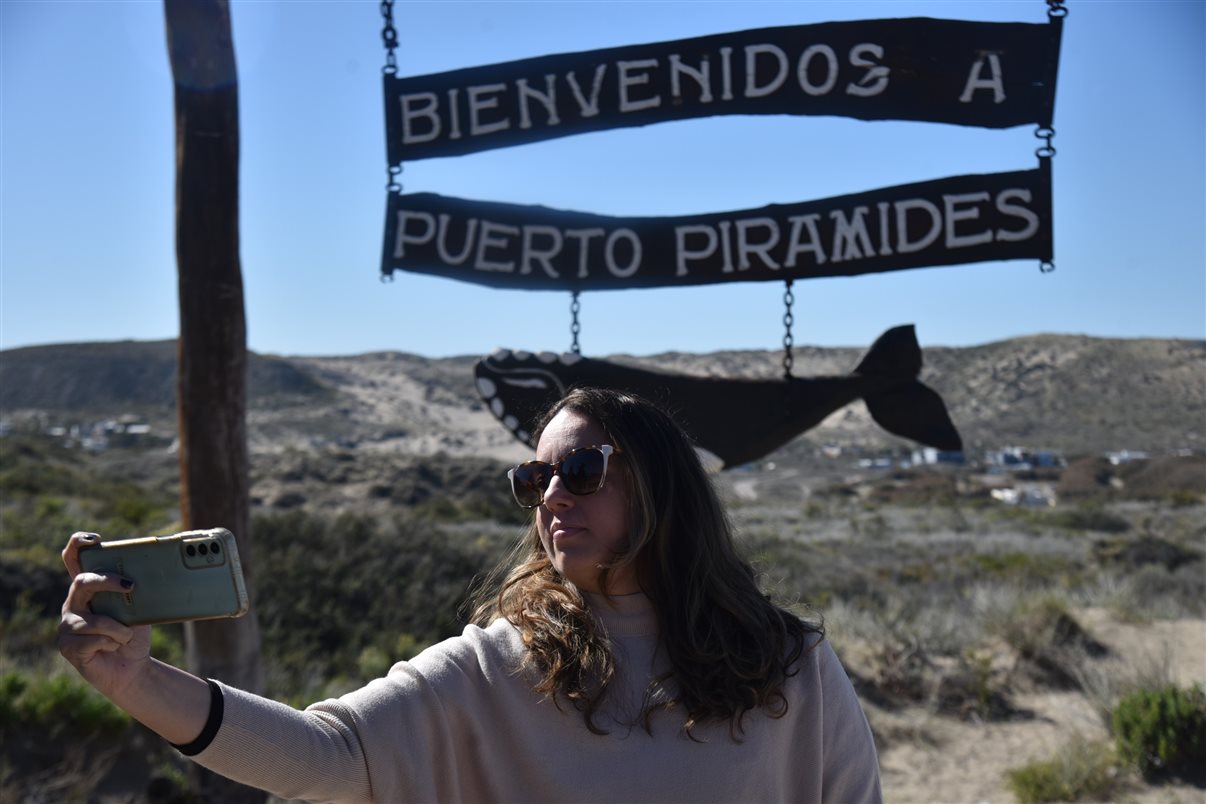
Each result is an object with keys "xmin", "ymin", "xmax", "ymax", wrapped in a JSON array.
[
  {"xmin": 675, "ymin": 225, "xmax": 717, "ymax": 276},
  {"xmin": 959, "ymin": 53, "xmax": 1006, "ymax": 104},
  {"xmin": 736, "ymin": 217, "xmax": 781, "ymax": 270},
  {"xmin": 718, "ymin": 221, "xmax": 735, "ymax": 273},
  {"xmin": 846, "ymin": 43, "xmax": 889, "ymax": 97},
  {"xmin": 517, "ymin": 75, "xmax": 559, "ymax": 129},
  {"xmin": 566, "ymin": 65, "xmax": 607, "ymax": 117},
  {"xmin": 605, "ymin": 229, "xmax": 642, "ymax": 278},
  {"xmin": 446, "ymin": 89, "xmax": 462, "ymax": 139},
  {"xmin": 521, "ymin": 225, "xmax": 563, "ymax": 277},
  {"xmin": 745, "ymin": 44, "xmax": 788, "ymax": 98},
  {"xmin": 829, "ymin": 206, "xmax": 873, "ymax": 262},
  {"xmin": 894, "ymin": 198, "xmax": 942, "ymax": 253},
  {"xmin": 669, "ymin": 54, "xmax": 712, "ymax": 102},
  {"xmin": 618, "ymin": 59, "xmax": 661, "ymax": 112},
  {"xmin": 995, "ymin": 189, "xmax": 1040, "ymax": 242},
  {"xmin": 436, "ymin": 214, "xmax": 477, "ymax": 264},
  {"xmin": 400, "ymin": 93, "xmax": 440, "ymax": 144},
  {"xmin": 720, "ymin": 47, "xmax": 734, "ymax": 100},
  {"xmin": 565, "ymin": 228, "xmax": 606, "ymax": 278},
  {"xmin": 394, "ymin": 211, "xmax": 436, "ymax": 257},
  {"xmin": 784, "ymin": 214, "xmax": 827, "ymax": 267},
  {"xmin": 944, "ymin": 192, "xmax": 993, "ymax": 249},
  {"xmin": 474, "ymin": 220, "xmax": 519, "ymax": 272},
  {"xmin": 467, "ymin": 83, "xmax": 511, "ymax": 136},
  {"xmin": 876, "ymin": 201, "xmax": 893, "ymax": 256},
  {"xmin": 798, "ymin": 45, "xmax": 838, "ymax": 96}
]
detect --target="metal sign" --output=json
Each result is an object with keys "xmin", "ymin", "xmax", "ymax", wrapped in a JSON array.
[
  {"xmin": 384, "ymin": 18, "xmax": 1061, "ymax": 161},
  {"xmin": 382, "ymin": 163, "xmax": 1052, "ymax": 290}
]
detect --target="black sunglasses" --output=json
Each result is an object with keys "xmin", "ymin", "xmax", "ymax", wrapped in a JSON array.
[{"xmin": 507, "ymin": 445, "xmax": 620, "ymax": 509}]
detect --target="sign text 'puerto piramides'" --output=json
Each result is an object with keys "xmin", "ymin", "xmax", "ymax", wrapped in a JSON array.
[{"xmin": 382, "ymin": 164, "xmax": 1052, "ymax": 291}]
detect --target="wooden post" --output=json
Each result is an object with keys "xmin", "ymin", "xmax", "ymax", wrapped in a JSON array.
[{"xmin": 165, "ymin": 1, "xmax": 263, "ymax": 799}]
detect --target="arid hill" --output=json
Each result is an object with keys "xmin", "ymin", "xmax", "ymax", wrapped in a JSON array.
[{"xmin": 2, "ymin": 334, "xmax": 1202, "ymax": 462}]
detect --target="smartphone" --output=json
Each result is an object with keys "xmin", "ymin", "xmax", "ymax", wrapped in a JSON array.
[{"xmin": 78, "ymin": 528, "xmax": 249, "ymax": 626}]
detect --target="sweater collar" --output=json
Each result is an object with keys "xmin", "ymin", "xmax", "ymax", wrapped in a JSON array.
[{"xmin": 583, "ymin": 591, "xmax": 657, "ymax": 638}]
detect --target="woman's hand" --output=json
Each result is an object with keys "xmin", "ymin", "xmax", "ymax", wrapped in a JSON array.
[{"xmin": 58, "ymin": 532, "xmax": 153, "ymax": 699}]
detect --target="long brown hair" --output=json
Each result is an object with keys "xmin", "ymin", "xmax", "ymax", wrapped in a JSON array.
[{"xmin": 472, "ymin": 387, "xmax": 821, "ymax": 738}]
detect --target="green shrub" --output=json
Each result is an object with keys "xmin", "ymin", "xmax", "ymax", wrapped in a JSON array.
[
  {"xmin": 1050, "ymin": 504, "xmax": 1130, "ymax": 534},
  {"xmin": 0, "ymin": 670, "xmax": 130, "ymax": 738},
  {"xmin": 1112, "ymin": 684, "xmax": 1206, "ymax": 779},
  {"xmin": 1006, "ymin": 736, "xmax": 1120, "ymax": 803}
]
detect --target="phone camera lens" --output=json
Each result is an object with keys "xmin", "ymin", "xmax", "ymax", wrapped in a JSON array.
[
  {"xmin": 211, "ymin": 543, "xmax": 221, "ymax": 555},
  {"xmin": 198, "ymin": 544, "xmax": 208, "ymax": 555},
  {"xmin": 186, "ymin": 545, "xmax": 196, "ymax": 557}
]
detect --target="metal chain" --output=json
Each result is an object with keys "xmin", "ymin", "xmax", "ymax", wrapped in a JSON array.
[
  {"xmin": 380, "ymin": 0, "xmax": 398, "ymax": 76},
  {"xmin": 1035, "ymin": 123, "xmax": 1056, "ymax": 274},
  {"xmin": 782, "ymin": 280, "xmax": 795, "ymax": 380},
  {"xmin": 1034, "ymin": 126, "xmax": 1056, "ymax": 160},
  {"xmin": 380, "ymin": 0, "xmax": 401, "ymax": 284},
  {"xmin": 570, "ymin": 291, "xmax": 582, "ymax": 355},
  {"xmin": 381, "ymin": 0, "xmax": 402, "ymax": 197},
  {"xmin": 1047, "ymin": 0, "xmax": 1068, "ymax": 19},
  {"xmin": 381, "ymin": 0, "xmax": 400, "ymax": 284}
]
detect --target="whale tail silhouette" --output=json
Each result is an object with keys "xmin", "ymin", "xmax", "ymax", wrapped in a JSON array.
[{"xmin": 853, "ymin": 326, "xmax": 962, "ymax": 452}]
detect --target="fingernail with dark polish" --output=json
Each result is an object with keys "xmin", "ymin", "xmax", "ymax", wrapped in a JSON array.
[{"xmin": 120, "ymin": 578, "xmax": 134, "ymax": 590}]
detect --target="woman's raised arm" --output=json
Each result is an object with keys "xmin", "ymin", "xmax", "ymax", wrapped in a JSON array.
[{"xmin": 58, "ymin": 531, "xmax": 211, "ymax": 745}]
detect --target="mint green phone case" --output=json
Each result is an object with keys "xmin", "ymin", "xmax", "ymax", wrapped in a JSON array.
[{"xmin": 79, "ymin": 528, "xmax": 249, "ymax": 625}]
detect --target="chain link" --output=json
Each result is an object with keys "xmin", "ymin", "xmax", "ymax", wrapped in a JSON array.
[
  {"xmin": 782, "ymin": 280, "xmax": 795, "ymax": 380},
  {"xmin": 1034, "ymin": 125, "xmax": 1056, "ymax": 160},
  {"xmin": 380, "ymin": 0, "xmax": 398, "ymax": 76},
  {"xmin": 570, "ymin": 291, "xmax": 582, "ymax": 355},
  {"xmin": 1047, "ymin": 0, "xmax": 1068, "ymax": 19}
]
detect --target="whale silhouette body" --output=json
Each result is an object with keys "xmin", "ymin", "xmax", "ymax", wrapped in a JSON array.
[{"xmin": 474, "ymin": 325, "xmax": 962, "ymax": 470}]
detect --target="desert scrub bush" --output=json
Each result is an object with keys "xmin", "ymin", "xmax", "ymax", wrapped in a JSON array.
[
  {"xmin": 1049, "ymin": 503, "xmax": 1131, "ymax": 534},
  {"xmin": 1006, "ymin": 735, "xmax": 1121, "ymax": 803},
  {"xmin": 0, "ymin": 670, "xmax": 130, "ymax": 738},
  {"xmin": 1112, "ymin": 684, "xmax": 1206, "ymax": 780},
  {"xmin": 1117, "ymin": 563, "xmax": 1206, "ymax": 619},
  {"xmin": 989, "ymin": 595, "xmax": 1107, "ymax": 689},
  {"xmin": 1075, "ymin": 643, "xmax": 1176, "ymax": 732},
  {"xmin": 822, "ymin": 592, "xmax": 1009, "ymax": 717},
  {"xmin": 252, "ymin": 509, "xmax": 512, "ymax": 698},
  {"xmin": 931, "ymin": 649, "xmax": 1015, "ymax": 721},
  {"xmin": 967, "ymin": 550, "xmax": 1079, "ymax": 586}
]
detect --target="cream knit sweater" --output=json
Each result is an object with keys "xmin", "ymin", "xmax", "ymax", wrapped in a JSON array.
[{"xmin": 192, "ymin": 593, "xmax": 882, "ymax": 803}]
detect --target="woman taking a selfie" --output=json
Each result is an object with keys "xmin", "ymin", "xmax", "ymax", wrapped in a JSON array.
[{"xmin": 59, "ymin": 387, "xmax": 881, "ymax": 803}]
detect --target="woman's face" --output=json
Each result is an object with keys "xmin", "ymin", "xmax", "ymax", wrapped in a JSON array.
[{"xmin": 535, "ymin": 409, "xmax": 638, "ymax": 595}]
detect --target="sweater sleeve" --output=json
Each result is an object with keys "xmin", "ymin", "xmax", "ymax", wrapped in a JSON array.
[
  {"xmin": 816, "ymin": 641, "xmax": 883, "ymax": 804},
  {"xmin": 184, "ymin": 622, "xmax": 517, "ymax": 804},
  {"xmin": 189, "ymin": 681, "xmax": 375, "ymax": 803}
]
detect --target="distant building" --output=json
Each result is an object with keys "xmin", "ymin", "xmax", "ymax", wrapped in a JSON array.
[
  {"xmin": 985, "ymin": 446, "xmax": 1065, "ymax": 471},
  {"xmin": 910, "ymin": 448, "xmax": 966, "ymax": 466},
  {"xmin": 990, "ymin": 485, "xmax": 1057, "ymax": 507},
  {"xmin": 1106, "ymin": 450, "xmax": 1149, "ymax": 465}
]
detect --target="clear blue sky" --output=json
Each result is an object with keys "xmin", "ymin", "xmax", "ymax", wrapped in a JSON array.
[{"xmin": 2, "ymin": 1, "xmax": 1203, "ymax": 358}]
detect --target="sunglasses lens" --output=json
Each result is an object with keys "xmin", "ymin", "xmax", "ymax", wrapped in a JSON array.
[
  {"xmin": 510, "ymin": 463, "xmax": 549, "ymax": 508},
  {"xmin": 561, "ymin": 448, "xmax": 606, "ymax": 495}
]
